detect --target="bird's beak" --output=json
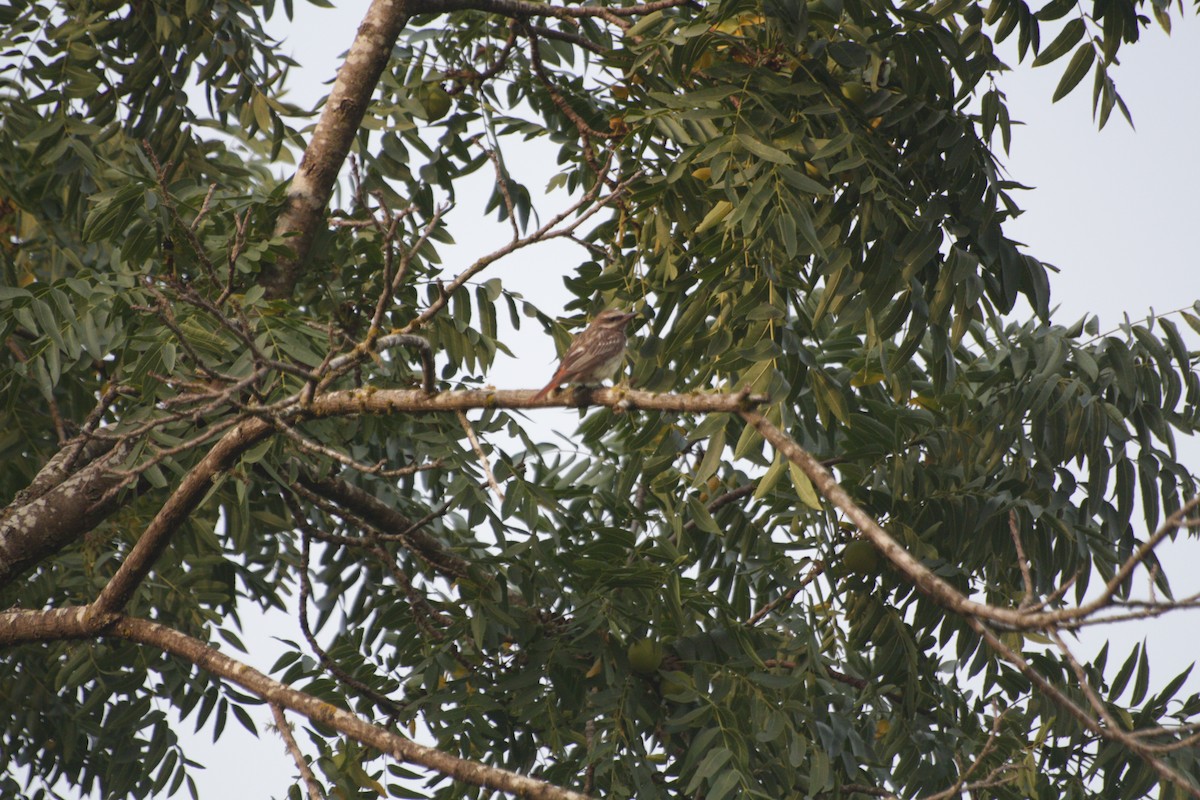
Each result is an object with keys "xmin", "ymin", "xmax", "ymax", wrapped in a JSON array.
[{"xmin": 615, "ymin": 311, "xmax": 638, "ymax": 324}]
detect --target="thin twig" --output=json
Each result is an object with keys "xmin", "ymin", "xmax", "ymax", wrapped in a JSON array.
[
  {"xmin": 457, "ymin": 410, "xmax": 505, "ymax": 501},
  {"xmin": 525, "ymin": 22, "xmax": 606, "ymax": 54},
  {"xmin": 525, "ymin": 28, "xmax": 612, "ymax": 141},
  {"xmin": 703, "ymin": 483, "xmax": 756, "ymax": 515},
  {"xmin": 747, "ymin": 560, "xmax": 824, "ymax": 626},
  {"xmin": 397, "ymin": 165, "xmax": 638, "ymax": 337},
  {"xmin": 486, "ymin": 145, "xmax": 521, "ymax": 240},
  {"xmin": 1009, "ymin": 510, "xmax": 1036, "ymax": 608},
  {"xmin": 919, "ymin": 706, "xmax": 1011, "ymax": 800},
  {"xmin": 368, "ymin": 204, "xmax": 447, "ymax": 337},
  {"xmin": 270, "ymin": 415, "xmax": 439, "ymax": 478},
  {"xmin": 292, "ymin": 515, "xmax": 407, "ymax": 716},
  {"xmin": 293, "ymin": 473, "xmax": 468, "ymax": 580},
  {"xmin": 270, "ymin": 703, "xmax": 324, "ymax": 800},
  {"xmin": 5, "ymin": 338, "xmax": 67, "ymax": 442}
]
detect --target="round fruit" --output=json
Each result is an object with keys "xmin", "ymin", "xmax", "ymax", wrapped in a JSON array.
[
  {"xmin": 843, "ymin": 540, "xmax": 880, "ymax": 574},
  {"xmin": 415, "ymin": 84, "xmax": 452, "ymax": 121},
  {"xmin": 627, "ymin": 638, "xmax": 664, "ymax": 674},
  {"xmin": 840, "ymin": 81, "xmax": 869, "ymax": 104}
]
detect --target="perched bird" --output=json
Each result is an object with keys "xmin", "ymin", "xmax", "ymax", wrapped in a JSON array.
[{"xmin": 531, "ymin": 308, "xmax": 637, "ymax": 401}]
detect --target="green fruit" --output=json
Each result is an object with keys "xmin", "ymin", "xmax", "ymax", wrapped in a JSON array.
[
  {"xmin": 840, "ymin": 81, "xmax": 869, "ymax": 104},
  {"xmin": 415, "ymin": 84, "xmax": 452, "ymax": 122},
  {"xmin": 627, "ymin": 638, "xmax": 664, "ymax": 674},
  {"xmin": 843, "ymin": 539, "xmax": 880, "ymax": 574}
]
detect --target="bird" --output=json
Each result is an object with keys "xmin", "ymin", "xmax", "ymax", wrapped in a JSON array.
[{"xmin": 531, "ymin": 308, "xmax": 637, "ymax": 401}]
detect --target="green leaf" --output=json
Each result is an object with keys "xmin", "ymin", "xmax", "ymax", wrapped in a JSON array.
[
  {"xmin": 706, "ymin": 769, "xmax": 741, "ymax": 800},
  {"xmin": 1035, "ymin": 0, "xmax": 1076, "ymax": 21},
  {"xmin": 1130, "ymin": 642, "xmax": 1151, "ymax": 706},
  {"xmin": 736, "ymin": 134, "xmax": 794, "ymax": 164},
  {"xmin": 1109, "ymin": 643, "xmax": 1139, "ymax": 700},
  {"xmin": 686, "ymin": 747, "xmax": 733, "ymax": 793},
  {"xmin": 1032, "ymin": 18, "xmax": 1084, "ymax": 66},
  {"xmin": 827, "ymin": 41, "xmax": 870, "ymax": 68},
  {"xmin": 788, "ymin": 462, "xmax": 823, "ymax": 510},
  {"xmin": 83, "ymin": 183, "xmax": 146, "ymax": 243},
  {"xmin": 779, "ymin": 166, "xmax": 831, "ymax": 196},
  {"xmin": 754, "ymin": 453, "xmax": 788, "ymax": 500},
  {"xmin": 687, "ymin": 496, "xmax": 721, "ymax": 535},
  {"xmin": 692, "ymin": 425, "xmax": 727, "ymax": 487},
  {"xmin": 1052, "ymin": 43, "xmax": 1095, "ymax": 102},
  {"xmin": 229, "ymin": 703, "xmax": 258, "ymax": 737}
]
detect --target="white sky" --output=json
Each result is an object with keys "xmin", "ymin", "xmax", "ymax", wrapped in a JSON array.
[{"xmin": 41, "ymin": 5, "xmax": 1200, "ymax": 798}]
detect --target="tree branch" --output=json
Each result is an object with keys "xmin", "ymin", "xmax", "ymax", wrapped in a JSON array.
[
  {"xmin": 294, "ymin": 472, "xmax": 469, "ymax": 580},
  {"xmin": 0, "ymin": 610, "xmax": 592, "ymax": 800},
  {"xmin": 739, "ymin": 410, "xmax": 1200, "ymax": 632},
  {"xmin": 0, "ymin": 440, "xmax": 135, "ymax": 586},
  {"xmin": 457, "ymin": 410, "xmax": 505, "ymax": 500},
  {"xmin": 313, "ymin": 386, "xmax": 766, "ymax": 416},
  {"xmin": 264, "ymin": 0, "xmax": 412, "ymax": 298},
  {"xmin": 971, "ymin": 617, "xmax": 1200, "ymax": 798},
  {"xmin": 271, "ymin": 703, "xmax": 323, "ymax": 800},
  {"xmin": 3, "ymin": 387, "xmax": 763, "ymax": 598},
  {"xmin": 89, "ymin": 417, "xmax": 273, "ymax": 617},
  {"xmin": 741, "ymin": 410, "xmax": 1034, "ymax": 626}
]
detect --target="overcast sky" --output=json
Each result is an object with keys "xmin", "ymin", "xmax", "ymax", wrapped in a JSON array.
[{"xmin": 141, "ymin": 6, "xmax": 1200, "ymax": 798}]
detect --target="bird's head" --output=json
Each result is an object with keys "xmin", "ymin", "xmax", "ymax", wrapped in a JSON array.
[{"xmin": 593, "ymin": 308, "xmax": 638, "ymax": 329}]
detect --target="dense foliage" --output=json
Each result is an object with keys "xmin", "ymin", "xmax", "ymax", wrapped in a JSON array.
[{"xmin": 2, "ymin": 0, "xmax": 1199, "ymax": 798}]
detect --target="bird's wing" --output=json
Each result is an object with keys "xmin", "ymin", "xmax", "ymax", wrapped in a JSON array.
[{"xmin": 558, "ymin": 329, "xmax": 624, "ymax": 374}]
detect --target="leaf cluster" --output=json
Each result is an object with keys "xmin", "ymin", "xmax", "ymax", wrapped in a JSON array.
[{"xmin": 2, "ymin": 0, "xmax": 1199, "ymax": 799}]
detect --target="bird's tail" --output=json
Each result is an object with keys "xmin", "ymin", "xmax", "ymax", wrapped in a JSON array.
[{"xmin": 530, "ymin": 381, "xmax": 558, "ymax": 402}]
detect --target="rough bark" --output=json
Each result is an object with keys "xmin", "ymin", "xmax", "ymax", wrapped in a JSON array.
[
  {"xmin": 0, "ymin": 440, "xmax": 132, "ymax": 585},
  {"xmin": 0, "ymin": 389, "xmax": 765, "ymax": 590},
  {"xmin": 262, "ymin": 0, "xmax": 412, "ymax": 299}
]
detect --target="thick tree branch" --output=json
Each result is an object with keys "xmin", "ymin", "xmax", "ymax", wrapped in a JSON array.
[
  {"xmin": 312, "ymin": 386, "xmax": 766, "ymax": 415},
  {"xmin": 89, "ymin": 417, "xmax": 273, "ymax": 617},
  {"xmin": 12, "ymin": 435, "xmax": 115, "ymax": 505},
  {"xmin": 3, "ymin": 388, "xmax": 763, "ymax": 596},
  {"xmin": 0, "ymin": 610, "xmax": 592, "ymax": 800},
  {"xmin": 0, "ymin": 440, "xmax": 134, "ymax": 585},
  {"xmin": 263, "ymin": 0, "xmax": 411, "ymax": 298}
]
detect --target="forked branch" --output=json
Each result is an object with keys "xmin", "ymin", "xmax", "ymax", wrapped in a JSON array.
[{"xmin": 740, "ymin": 410, "xmax": 1200, "ymax": 633}]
